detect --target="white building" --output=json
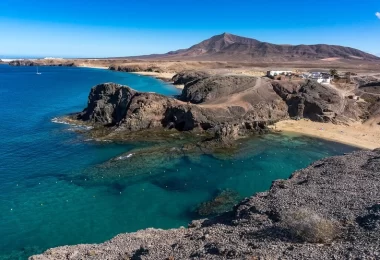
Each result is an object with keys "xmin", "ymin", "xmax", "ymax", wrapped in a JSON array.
[
  {"xmin": 309, "ymin": 72, "xmax": 331, "ymax": 84},
  {"xmin": 267, "ymin": 71, "xmax": 293, "ymax": 77}
]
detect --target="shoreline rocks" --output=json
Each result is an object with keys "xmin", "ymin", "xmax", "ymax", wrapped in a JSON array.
[
  {"xmin": 8, "ymin": 59, "xmax": 76, "ymax": 67},
  {"xmin": 68, "ymin": 71, "xmax": 377, "ymax": 148},
  {"xmin": 30, "ymin": 149, "xmax": 380, "ymax": 259}
]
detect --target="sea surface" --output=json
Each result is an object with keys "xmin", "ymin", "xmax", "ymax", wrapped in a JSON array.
[{"xmin": 0, "ymin": 65, "xmax": 358, "ymax": 259}]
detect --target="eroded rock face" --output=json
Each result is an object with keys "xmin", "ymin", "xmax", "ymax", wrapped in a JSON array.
[
  {"xmin": 172, "ymin": 70, "xmax": 210, "ymax": 86},
  {"xmin": 8, "ymin": 60, "xmax": 76, "ymax": 67},
  {"xmin": 108, "ymin": 65, "xmax": 143, "ymax": 72},
  {"xmin": 74, "ymin": 79, "xmax": 288, "ymax": 144},
  {"xmin": 272, "ymin": 80, "xmax": 365, "ymax": 123},
  {"xmin": 9, "ymin": 60, "xmax": 37, "ymax": 66},
  {"xmin": 74, "ymin": 76, "xmax": 372, "ymax": 145},
  {"xmin": 31, "ymin": 149, "xmax": 380, "ymax": 259},
  {"xmin": 76, "ymin": 83, "xmax": 212, "ymax": 134},
  {"xmin": 78, "ymin": 83, "xmax": 137, "ymax": 125},
  {"xmin": 180, "ymin": 76, "xmax": 258, "ymax": 103}
]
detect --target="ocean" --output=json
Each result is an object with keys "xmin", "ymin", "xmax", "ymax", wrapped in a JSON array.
[{"xmin": 0, "ymin": 65, "xmax": 358, "ymax": 259}]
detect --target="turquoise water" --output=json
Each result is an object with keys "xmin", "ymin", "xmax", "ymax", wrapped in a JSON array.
[{"xmin": 0, "ymin": 65, "xmax": 357, "ymax": 259}]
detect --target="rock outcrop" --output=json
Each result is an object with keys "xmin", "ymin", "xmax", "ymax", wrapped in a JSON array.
[
  {"xmin": 9, "ymin": 60, "xmax": 37, "ymax": 66},
  {"xmin": 180, "ymin": 76, "xmax": 258, "ymax": 104},
  {"xmin": 31, "ymin": 149, "xmax": 380, "ymax": 259},
  {"xmin": 73, "ymin": 79, "xmax": 290, "ymax": 144},
  {"xmin": 109, "ymin": 65, "xmax": 164, "ymax": 73},
  {"xmin": 73, "ymin": 74, "xmax": 371, "ymax": 144},
  {"xmin": 355, "ymin": 81, "xmax": 380, "ymax": 124},
  {"xmin": 76, "ymin": 83, "xmax": 199, "ymax": 132},
  {"xmin": 172, "ymin": 70, "xmax": 210, "ymax": 86},
  {"xmin": 272, "ymin": 80, "xmax": 365, "ymax": 123},
  {"xmin": 8, "ymin": 59, "xmax": 75, "ymax": 67}
]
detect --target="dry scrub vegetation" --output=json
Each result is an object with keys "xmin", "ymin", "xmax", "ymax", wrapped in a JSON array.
[{"xmin": 282, "ymin": 208, "xmax": 340, "ymax": 243}]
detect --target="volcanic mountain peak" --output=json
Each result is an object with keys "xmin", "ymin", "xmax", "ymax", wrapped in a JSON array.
[
  {"xmin": 134, "ymin": 33, "xmax": 380, "ymax": 62},
  {"xmin": 188, "ymin": 32, "xmax": 261, "ymax": 53}
]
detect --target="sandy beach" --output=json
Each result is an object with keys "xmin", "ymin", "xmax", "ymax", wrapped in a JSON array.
[
  {"xmin": 77, "ymin": 65, "xmax": 108, "ymax": 69},
  {"xmin": 273, "ymin": 119, "xmax": 380, "ymax": 150},
  {"xmin": 132, "ymin": 71, "xmax": 184, "ymax": 89}
]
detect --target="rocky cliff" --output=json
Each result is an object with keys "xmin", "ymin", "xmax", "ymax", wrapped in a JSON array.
[
  {"xmin": 8, "ymin": 59, "xmax": 75, "ymax": 67},
  {"xmin": 30, "ymin": 149, "xmax": 380, "ymax": 259}
]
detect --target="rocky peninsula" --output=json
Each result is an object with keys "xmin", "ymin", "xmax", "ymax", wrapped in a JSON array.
[
  {"xmin": 31, "ymin": 148, "xmax": 380, "ymax": 259},
  {"xmin": 62, "ymin": 71, "xmax": 379, "ymax": 150}
]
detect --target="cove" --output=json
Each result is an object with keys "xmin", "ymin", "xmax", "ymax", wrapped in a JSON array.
[{"xmin": 0, "ymin": 65, "xmax": 358, "ymax": 259}]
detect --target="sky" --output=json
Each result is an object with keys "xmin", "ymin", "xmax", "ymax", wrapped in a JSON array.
[{"xmin": 0, "ymin": 0, "xmax": 380, "ymax": 58}]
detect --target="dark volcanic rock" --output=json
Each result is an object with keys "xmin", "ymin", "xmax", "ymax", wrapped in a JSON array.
[
  {"xmin": 108, "ymin": 64, "xmax": 143, "ymax": 72},
  {"xmin": 73, "ymin": 76, "xmax": 371, "ymax": 144},
  {"xmin": 172, "ymin": 70, "xmax": 210, "ymax": 85},
  {"xmin": 73, "ymin": 79, "xmax": 289, "ymax": 144},
  {"xmin": 180, "ymin": 75, "xmax": 257, "ymax": 104},
  {"xmin": 77, "ymin": 83, "xmax": 185, "ymax": 131},
  {"xmin": 289, "ymin": 80, "xmax": 344, "ymax": 122},
  {"xmin": 8, "ymin": 59, "xmax": 75, "ymax": 67},
  {"xmin": 77, "ymin": 83, "xmax": 137, "ymax": 125},
  {"xmin": 31, "ymin": 149, "xmax": 380, "ymax": 259},
  {"xmin": 196, "ymin": 189, "xmax": 242, "ymax": 216},
  {"xmin": 272, "ymin": 80, "xmax": 364, "ymax": 123},
  {"xmin": 359, "ymin": 81, "xmax": 380, "ymax": 95},
  {"xmin": 9, "ymin": 60, "xmax": 37, "ymax": 66}
]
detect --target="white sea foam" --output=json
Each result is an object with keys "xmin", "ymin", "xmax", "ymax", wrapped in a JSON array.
[
  {"xmin": 116, "ymin": 153, "xmax": 133, "ymax": 160},
  {"xmin": 51, "ymin": 117, "xmax": 93, "ymax": 130}
]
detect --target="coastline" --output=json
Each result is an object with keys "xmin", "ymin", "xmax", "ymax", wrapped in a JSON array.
[
  {"xmin": 273, "ymin": 119, "xmax": 380, "ymax": 150},
  {"xmin": 131, "ymin": 71, "xmax": 185, "ymax": 89},
  {"xmin": 78, "ymin": 65, "xmax": 185, "ymax": 89},
  {"xmin": 77, "ymin": 65, "xmax": 108, "ymax": 70}
]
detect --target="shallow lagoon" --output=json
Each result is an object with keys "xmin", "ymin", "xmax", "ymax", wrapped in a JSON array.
[{"xmin": 0, "ymin": 65, "xmax": 357, "ymax": 259}]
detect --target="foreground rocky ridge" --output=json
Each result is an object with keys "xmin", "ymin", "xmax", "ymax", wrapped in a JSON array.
[{"xmin": 31, "ymin": 149, "xmax": 380, "ymax": 259}]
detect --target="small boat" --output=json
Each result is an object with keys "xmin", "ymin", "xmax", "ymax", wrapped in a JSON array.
[{"xmin": 36, "ymin": 66, "xmax": 42, "ymax": 75}]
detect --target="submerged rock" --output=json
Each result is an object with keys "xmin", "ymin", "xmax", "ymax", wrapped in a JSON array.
[
  {"xmin": 31, "ymin": 149, "xmax": 380, "ymax": 259},
  {"xmin": 196, "ymin": 189, "xmax": 242, "ymax": 216}
]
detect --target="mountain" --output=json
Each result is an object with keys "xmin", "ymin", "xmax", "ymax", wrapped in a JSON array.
[{"xmin": 133, "ymin": 33, "xmax": 380, "ymax": 62}]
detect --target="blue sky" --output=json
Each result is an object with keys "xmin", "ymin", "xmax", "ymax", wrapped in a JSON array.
[{"xmin": 1, "ymin": 0, "xmax": 380, "ymax": 58}]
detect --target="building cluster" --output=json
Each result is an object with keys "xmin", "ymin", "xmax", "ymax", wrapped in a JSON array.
[
  {"xmin": 301, "ymin": 72, "xmax": 332, "ymax": 84},
  {"xmin": 267, "ymin": 70, "xmax": 332, "ymax": 84}
]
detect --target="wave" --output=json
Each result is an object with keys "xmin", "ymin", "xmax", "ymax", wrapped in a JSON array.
[
  {"xmin": 116, "ymin": 153, "xmax": 133, "ymax": 160},
  {"xmin": 51, "ymin": 117, "xmax": 93, "ymax": 130}
]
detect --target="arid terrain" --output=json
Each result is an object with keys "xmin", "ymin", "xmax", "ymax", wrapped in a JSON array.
[
  {"xmin": 6, "ymin": 33, "xmax": 380, "ymax": 259},
  {"xmin": 129, "ymin": 33, "xmax": 380, "ymax": 62}
]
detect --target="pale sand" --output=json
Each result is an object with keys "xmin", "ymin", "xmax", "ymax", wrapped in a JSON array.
[
  {"xmin": 77, "ymin": 65, "xmax": 108, "ymax": 69},
  {"xmin": 273, "ymin": 119, "xmax": 380, "ymax": 150},
  {"xmin": 132, "ymin": 72, "xmax": 184, "ymax": 90},
  {"xmin": 131, "ymin": 71, "xmax": 175, "ymax": 80}
]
